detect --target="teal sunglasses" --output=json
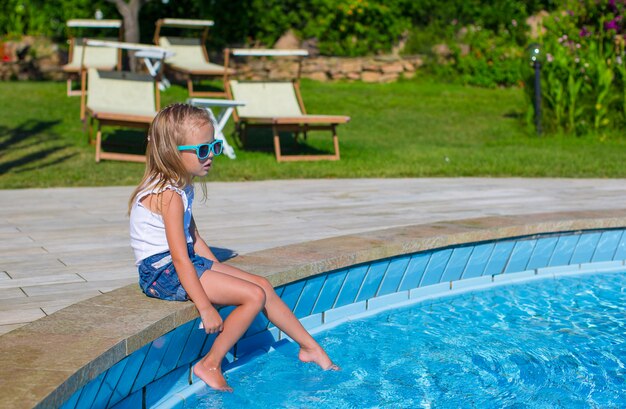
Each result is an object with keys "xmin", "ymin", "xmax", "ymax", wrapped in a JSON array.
[{"xmin": 177, "ymin": 140, "xmax": 223, "ymax": 160}]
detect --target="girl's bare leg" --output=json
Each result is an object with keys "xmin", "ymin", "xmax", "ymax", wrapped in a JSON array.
[
  {"xmin": 211, "ymin": 262, "xmax": 339, "ymax": 371},
  {"xmin": 194, "ymin": 270, "xmax": 266, "ymax": 391}
]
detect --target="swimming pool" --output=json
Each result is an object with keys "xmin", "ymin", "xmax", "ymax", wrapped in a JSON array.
[
  {"xmin": 55, "ymin": 224, "xmax": 626, "ymax": 409},
  {"xmin": 189, "ymin": 270, "xmax": 626, "ymax": 408}
]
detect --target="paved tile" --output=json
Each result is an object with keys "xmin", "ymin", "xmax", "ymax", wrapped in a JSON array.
[{"xmin": 0, "ymin": 178, "xmax": 625, "ymax": 331}]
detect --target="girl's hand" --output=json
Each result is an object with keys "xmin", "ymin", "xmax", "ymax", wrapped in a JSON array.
[{"xmin": 199, "ymin": 307, "xmax": 223, "ymax": 334}]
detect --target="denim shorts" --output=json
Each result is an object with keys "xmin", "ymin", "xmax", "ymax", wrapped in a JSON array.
[{"xmin": 138, "ymin": 243, "xmax": 214, "ymax": 301}]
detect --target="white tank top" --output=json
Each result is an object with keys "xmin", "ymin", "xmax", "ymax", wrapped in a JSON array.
[{"xmin": 129, "ymin": 182, "xmax": 194, "ymax": 265}]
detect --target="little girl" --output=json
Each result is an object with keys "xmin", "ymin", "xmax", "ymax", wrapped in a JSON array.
[{"xmin": 129, "ymin": 104, "xmax": 337, "ymax": 392}]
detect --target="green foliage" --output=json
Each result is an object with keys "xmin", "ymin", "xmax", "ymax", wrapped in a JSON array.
[
  {"xmin": 0, "ymin": 0, "xmax": 115, "ymax": 40},
  {"xmin": 429, "ymin": 25, "xmax": 526, "ymax": 88},
  {"xmin": 1, "ymin": 0, "xmax": 558, "ymax": 58},
  {"xmin": 523, "ymin": 0, "xmax": 626, "ymax": 135},
  {"xmin": 401, "ymin": 0, "xmax": 558, "ymax": 88}
]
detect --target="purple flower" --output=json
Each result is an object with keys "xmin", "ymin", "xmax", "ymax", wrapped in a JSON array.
[
  {"xmin": 605, "ymin": 19, "xmax": 619, "ymax": 31},
  {"xmin": 579, "ymin": 26, "xmax": 590, "ymax": 37}
]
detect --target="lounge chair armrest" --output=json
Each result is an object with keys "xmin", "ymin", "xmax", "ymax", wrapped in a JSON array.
[
  {"xmin": 231, "ymin": 49, "xmax": 309, "ymax": 57},
  {"xmin": 271, "ymin": 115, "xmax": 350, "ymax": 124},
  {"xmin": 67, "ymin": 19, "xmax": 122, "ymax": 28},
  {"xmin": 187, "ymin": 98, "xmax": 246, "ymax": 108}
]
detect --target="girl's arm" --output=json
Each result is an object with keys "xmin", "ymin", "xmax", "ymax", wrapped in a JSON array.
[
  {"xmin": 161, "ymin": 190, "xmax": 222, "ymax": 333},
  {"xmin": 190, "ymin": 216, "xmax": 219, "ymax": 262}
]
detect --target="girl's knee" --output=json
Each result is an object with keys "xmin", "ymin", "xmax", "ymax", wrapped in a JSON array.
[
  {"xmin": 255, "ymin": 276, "xmax": 273, "ymax": 293},
  {"xmin": 248, "ymin": 284, "xmax": 266, "ymax": 309}
]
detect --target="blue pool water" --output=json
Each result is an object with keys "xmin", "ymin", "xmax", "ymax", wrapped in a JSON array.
[{"xmin": 191, "ymin": 272, "xmax": 626, "ymax": 408}]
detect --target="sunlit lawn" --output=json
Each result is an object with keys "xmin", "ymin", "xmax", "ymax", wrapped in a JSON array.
[{"xmin": 1, "ymin": 77, "xmax": 626, "ymax": 189}]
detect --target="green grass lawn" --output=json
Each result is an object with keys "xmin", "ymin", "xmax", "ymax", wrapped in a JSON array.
[{"xmin": 1, "ymin": 77, "xmax": 625, "ymax": 189}]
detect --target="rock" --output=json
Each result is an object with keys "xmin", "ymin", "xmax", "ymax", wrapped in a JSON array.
[
  {"xmin": 301, "ymin": 38, "xmax": 320, "ymax": 57},
  {"xmin": 526, "ymin": 11, "xmax": 549, "ymax": 39},
  {"xmin": 362, "ymin": 60, "xmax": 382, "ymax": 72},
  {"xmin": 274, "ymin": 29, "xmax": 300, "ymax": 50},
  {"xmin": 305, "ymin": 71, "xmax": 328, "ymax": 82},
  {"xmin": 361, "ymin": 71, "xmax": 381, "ymax": 82},
  {"xmin": 402, "ymin": 61, "xmax": 414, "ymax": 71},
  {"xmin": 381, "ymin": 62, "xmax": 404, "ymax": 74},
  {"xmin": 379, "ymin": 73, "xmax": 398, "ymax": 83},
  {"xmin": 339, "ymin": 59, "xmax": 362, "ymax": 73}
]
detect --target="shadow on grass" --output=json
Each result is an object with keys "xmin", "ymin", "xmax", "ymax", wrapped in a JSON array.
[
  {"xmin": 99, "ymin": 128, "xmax": 148, "ymax": 156},
  {"xmin": 0, "ymin": 121, "xmax": 77, "ymax": 174},
  {"xmin": 234, "ymin": 128, "xmax": 335, "ymax": 156}
]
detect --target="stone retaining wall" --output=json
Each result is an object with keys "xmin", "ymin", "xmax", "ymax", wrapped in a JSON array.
[
  {"xmin": 0, "ymin": 36, "xmax": 423, "ymax": 83},
  {"xmin": 232, "ymin": 54, "xmax": 423, "ymax": 83}
]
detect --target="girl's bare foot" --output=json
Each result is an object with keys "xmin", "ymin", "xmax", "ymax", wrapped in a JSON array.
[
  {"xmin": 193, "ymin": 360, "xmax": 233, "ymax": 392},
  {"xmin": 299, "ymin": 345, "xmax": 340, "ymax": 371}
]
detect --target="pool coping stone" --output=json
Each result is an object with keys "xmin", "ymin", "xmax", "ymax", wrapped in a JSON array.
[{"xmin": 1, "ymin": 209, "xmax": 626, "ymax": 409}]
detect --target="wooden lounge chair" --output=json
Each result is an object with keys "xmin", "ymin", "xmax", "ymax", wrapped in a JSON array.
[
  {"xmin": 224, "ymin": 49, "xmax": 350, "ymax": 162},
  {"xmin": 62, "ymin": 19, "xmax": 122, "ymax": 96},
  {"xmin": 154, "ymin": 18, "xmax": 233, "ymax": 97},
  {"xmin": 80, "ymin": 40, "xmax": 164, "ymax": 163}
]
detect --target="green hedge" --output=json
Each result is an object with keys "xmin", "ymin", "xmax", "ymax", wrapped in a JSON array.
[{"xmin": 2, "ymin": 0, "xmax": 556, "ymax": 57}]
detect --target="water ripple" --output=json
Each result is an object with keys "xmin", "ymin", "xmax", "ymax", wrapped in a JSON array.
[{"xmin": 193, "ymin": 272, "xmax": 626, "ymax": 409}]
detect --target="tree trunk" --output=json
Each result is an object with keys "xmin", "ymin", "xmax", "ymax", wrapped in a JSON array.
[{"xmin": 107, "ymin": 0, "xmax": 152, "ymax": 71}]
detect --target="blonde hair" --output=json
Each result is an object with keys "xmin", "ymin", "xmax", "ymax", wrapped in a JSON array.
[{"xmin": 128, "ymin": 103, "xmax": 214, "ymax": 214}]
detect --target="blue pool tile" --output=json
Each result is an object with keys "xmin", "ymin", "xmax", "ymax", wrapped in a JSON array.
[
  {"xmin": 299, "ymin": 313, "xmax": 323, "ymax": 331},
  {"xmin": 294, "ymin": 275, "xmax": 327, "ymax": 318},
  {"xmin": 450, "ymin": 275, "xmax": 493, "ymax": 292},
  {"xmin": 280, "ymin": 280, "xmax": 306, "ymax": 312},
  {"xmin": 579, "ymin": 260, "xmax": 625, "ymax": 273},
  {"xmin": 156, "ymin": 321, "xmax": 194, "ymax": 379},
  {"xmin": 591, "ymin": 230, "xmax": 624, "ymax": 262},
  {"xmin": 419, "ymin": 249, "xmax": 453, "ymax": 286},
  {"xmin": 131, "ymin": 331, "xmax": 175, "ymax": 393},
  {"xmin": 150, "ymin": 393, "xmax": 185, "ymax": 409},
  {"xmin": 145, "ymin": 365, "xmax": 188, "ymax": 408},
  {"xmin": 409, "ymin": 282, "xmax": 450, "ymax": 300},
  {"xmin": 570, "ymin": 233, "xmax": 602, "ymax": 264},
  {"xmin": 548, "ymin": 235, "xmax": 580, "ymax": 266},
  {"xmin": 461, "ymin": 243, "xmax": 495, "ymax": 279},
  {"xmin": 526, "ymin": 237, "xmax": 558, "ymax": 270},
  {"xmin": 615, "ymin": 231, "xmax": 626, "ymax": 260},
  {"xmin": 504, "ymin": 240, "xmax": 536, "ymax": 274},
  {"xmin": 367, "ymin": 291, "xmax": 409, "ymax": 311},
  {"xmin": 484, "ymin": 241, "xmax": 515, "ymax": 276},
  {"xmin": 60, "ymin": 387, "xmax": 81, "ymax": 409},
  {"xmin": 75, "ymin": 371, "xmax": 105, "ymax": 409},
  {"xmin": 440, "ymin": 247, "xmax": 473, "ymax": 282},
  {"xmin": 397, "ymin": 253, "xmax": 430, "ymax": 291},
  {"xmin": 356, "ymin": 260, "xmax": 389, "ymax": 302},
  {"xmin": 377, "ymin": 255, "xmax": 411, "ymax": 296},
  {"xmin": 110, "ymin": 389, "xmax": 142, "ymax": 409},
  {"xmin": 334, "ymin": 265, "xmax": 369, "ymax": 308},
  {"xmin": 236, "ymin": 329, "xmax": 278, "ymax": 358},
  {"xmin": 324, "ymin": 301, "xmax": 367, "ymax": 324},
  {"xmin": 312, "ymin": 269, "xmax": 348, "ymax": 314},
  {"xmin": 537, "ymin": 264, "xmax": 576, "ymax": 276},
  {"xmin": 91, "ymin": 358, "xmax": 129, "ymax": 409},
  {"xmin": 109, "ymin": 344, "xmax": 149, "ymax": 407},
  {"xmin": 493, "ymin": 270, "xmax": 537, "ymax": 284},
  {"xmin": 177, "ymin": 318, "xmax": 208, "ymax": 367}
]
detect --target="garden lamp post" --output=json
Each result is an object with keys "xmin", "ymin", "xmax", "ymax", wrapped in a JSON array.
[{"xmin": 529, "ymin": 44, "xmax": 542, "ymax": 136}]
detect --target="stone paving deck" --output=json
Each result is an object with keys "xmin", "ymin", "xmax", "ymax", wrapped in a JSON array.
[{"xmin": 1, "ymin": 178, "xmax": 625, "ymax": 335}]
